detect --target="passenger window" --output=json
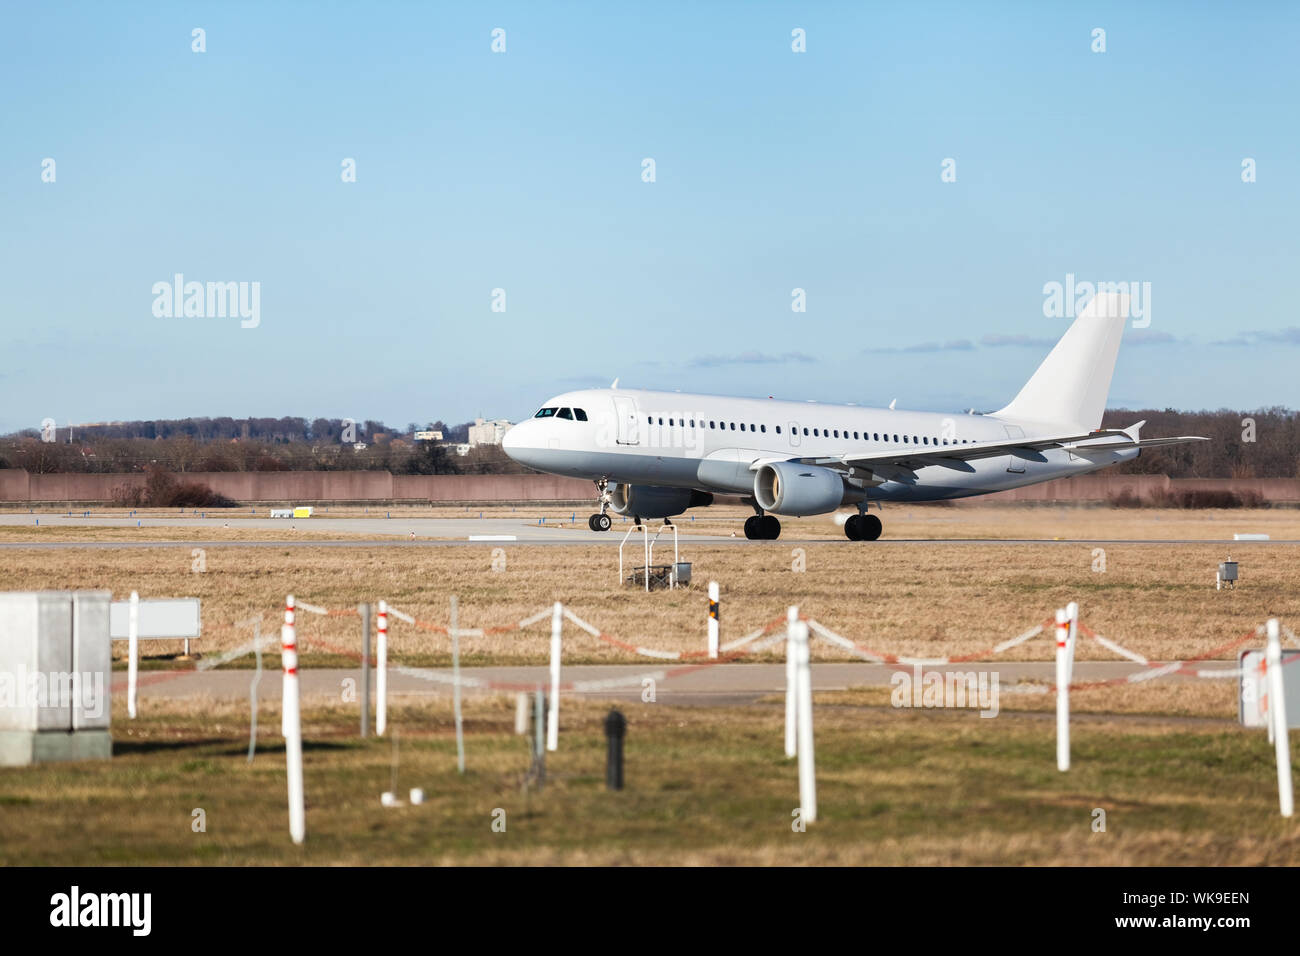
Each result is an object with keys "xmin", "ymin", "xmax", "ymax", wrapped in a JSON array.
[
  {"xmin": 834, "ymin": 430, "xmax": 840, "ymax": 438},
  {"xmin": 922, "ymin": 436, "xmax": 927, "ymax": 444},
  {"xmin": 557, "ymin": 408, "xmax": 573, "ymax": 420},
  {"xmin": 574, "ymin": 408, "xmax": 587, "ymax": 421},
  {"xmin": 803, "ymin": 428, "xmax": 809, "ymax": 436},
  {"xmin": 729, "ymin": 423, "xmax": 735, "ymax": 430},
  {"xmin": 710, "ymin": 421, "xmax": 716, "ymax": 429},
  {"xmin": 813, "ymin": 429, "xmax": 819, "ymax": 437},
  {"xmin": 760, "ymin": 424, "xmax": 766, "ymax": 433},
  {"xmin": 658, "ymin": 418, "xmax": 664, "ymax": 425},
  {"xmin": 776, "ymin": 426, "xmax": 781, "ymax": 434}
]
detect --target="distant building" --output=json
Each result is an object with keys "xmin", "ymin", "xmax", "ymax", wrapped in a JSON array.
[
  {"xmin": 352, "ymin": 443, "xmax": 367, "ymax": 451},
  {"xmin": 414, "ymin": 430, "xmax": 443, "ymax": 442},
  {"xmin": 454, "ymin": 443, "xmax": 471, "ymax": 457},
  {"xmin": 467, "ymin": 418, "xmax": 512, "ymax": 447}
]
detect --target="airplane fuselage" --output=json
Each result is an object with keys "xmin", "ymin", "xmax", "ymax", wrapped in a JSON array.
[{"xmin": 502, "ymin": 387, "xmax": 1137, "ymax": 504}]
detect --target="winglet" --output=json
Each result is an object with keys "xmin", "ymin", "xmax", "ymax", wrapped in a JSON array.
[
  {"xmin": 611, "ymin": 378, "xmax": 619, "ymax": 389},
  {"xmin": 1122, "ymin": 419, "xmax": 1146, "ymax": 441}
]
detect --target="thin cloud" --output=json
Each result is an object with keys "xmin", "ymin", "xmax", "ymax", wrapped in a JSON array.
[
  {"xmin": 1126, "ymin": 330, "xmax": 1180, "ymax": 346},
  {"xmin": 863, "ymin": 339, "xmax": 974, "ymax": 355},
  {"xmin": 689, "ymin": 351, "xmax": 816, "ymax": 368},
  {"xmin": 1212, "ymin": 327, "xmax": 1300, "ymax": 347},
  {"xmin": 980, "ymin": 333, "xmax": 1057, "ymax": 348}
]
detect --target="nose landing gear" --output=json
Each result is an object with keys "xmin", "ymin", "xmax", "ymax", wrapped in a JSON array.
[{"xmin": 588, "ymin": 478, "xmax": 613, "ymax": 532}]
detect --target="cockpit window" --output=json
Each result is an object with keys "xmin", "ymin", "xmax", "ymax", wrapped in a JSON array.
[
  {"xmin": 574, "ymin": 408, "xmax": 588, "ymax": 421},
  {"xmin": 557, "ymin": 408, "xmax": 573, "ymax": 420},
  {"xmin": 535, "ymin": 408, "xmax": 558, "ymax": 418}
]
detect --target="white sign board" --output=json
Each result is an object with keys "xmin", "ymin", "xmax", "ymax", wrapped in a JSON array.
[
  {"xmin": 1239, "ymin": 648, "xmax": 1300, "ymax": 728},
  {"xmin": 110, "ymin": 598, "xmax": 201, "ymax": 640}
]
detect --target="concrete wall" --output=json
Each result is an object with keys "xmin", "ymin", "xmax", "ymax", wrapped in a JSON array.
[
  {"xmin": 0, "ymin": 469, "xmax": 593, "ymax": 503},
  {"xmin": 1, "ymin": 468, "xmax": 1296, "ymax": 504}
]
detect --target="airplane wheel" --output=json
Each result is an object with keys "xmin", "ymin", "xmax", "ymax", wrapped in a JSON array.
[
  {"xmin": 587, "ymin": 514, "xmax": 598, "ymax": 531},
  {"xmin": 861, "ymin": 514, "xmax": 882, "ymax": 541},
  {"xmin": 595, "ymin": 513, "xmax": 611, "ymax": 532},
  {"xmin": 762, "ymin": 515, "xmax": 781, "ymax": 540},
  {"xmin": 844, "ymin": 514, "xmax": 862, "ymax": 540},
  {"xmin": 744, "ymin": 516, "xmax": 761, "ymax": 539}
]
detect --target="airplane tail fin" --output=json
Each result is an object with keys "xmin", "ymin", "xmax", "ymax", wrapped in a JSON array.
[{"xmin": 992, "ymin": 291, "xmax": 1129, "ymax": 431}]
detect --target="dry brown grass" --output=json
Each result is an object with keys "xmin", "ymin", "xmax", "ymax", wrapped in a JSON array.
[
  {"xmin": 0, "ymin": 536, "xmax": 1295, "ymax": 668},
  {"xmin": 3, "ymin": 503, "xmax": 1298, "ymax": 541}
]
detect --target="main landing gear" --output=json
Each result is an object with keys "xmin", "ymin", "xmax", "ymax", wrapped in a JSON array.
[
  {"xmin": 587, "ymin": 478, "xmax": 613, "ymax": 532},
  {"xmin": 744, "ymin": 514, "xmax": 781, "ymax": 540},
  {"xmin": 844, "ymin": 512, "xmax": 882, "ymax": 541}
]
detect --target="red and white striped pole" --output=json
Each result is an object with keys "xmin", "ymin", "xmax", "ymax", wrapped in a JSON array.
[
  {"xmin": 282, "ymin": 594, "xmax": 305, "ymax": 844},
  {"xmin": 547, "ymin": 602, "xmax": 561, "ymax": 752},
  {"xmin": 376, "ymin": 600, "xmax": 388, "ymax": 737},
  {"xmin": 707, "ymin": 581, "xmax": 720, "ymax": 659},
  {"xmin": 1055, "ymin": 607, "xmax": 1070, "ymax": 772},
  {"xmin": 281, "ymin": 595, "xmax": 295, "ymax": 736}
]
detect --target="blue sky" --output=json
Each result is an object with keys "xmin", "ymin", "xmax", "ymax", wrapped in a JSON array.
[{"xmin": 2, "ymin": 1, "xmax": 1297, "ymax": 434}]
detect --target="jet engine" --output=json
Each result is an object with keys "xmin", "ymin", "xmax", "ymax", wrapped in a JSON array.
[
  {"xmin": 609, "ymin": 484, "xmax": 714, "ymax": 519},
  {"xmin": 753, "ymin": 461, "xmax": 850, "ymax": 516}
]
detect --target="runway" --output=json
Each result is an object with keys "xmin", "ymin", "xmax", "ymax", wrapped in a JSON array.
[
  {"xmin": 118, "ymin": 660, "xmax": 1237, "ymax": 708},
  {"xmin": 0, "ymin": 515, "xmax": 1294, "ymax": 548}
]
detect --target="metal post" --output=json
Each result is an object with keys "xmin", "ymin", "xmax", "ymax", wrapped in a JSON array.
[
  {"xmin": 708, "ymin": 581, "xmax": 720, "ymax": 659},
  {"xmin": 359, "ymin": 603, "xmax": 371, "ymax": 738},
  {"xmin": 605, "ymin": 709, "xmax": 626, "ymax": 790},
  {"xmin": 533, "ymin": 685, "xmax": 546, "ymax": 789},
  {"xmin": 452, "ymin": 595, "xmax": 465, "ymax": 774}
]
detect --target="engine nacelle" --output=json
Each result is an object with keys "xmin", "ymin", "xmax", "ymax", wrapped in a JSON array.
[
  {"xmin": 754, "ymin": 461, "xmax": 849, "ymax": 516},
  {"xmin": 609, "ymin": 484, "xmax": 713, "ymax": 519},
  {"xmin": 609, "ymin": 483, "xmax": 714, "ymax": 519}
]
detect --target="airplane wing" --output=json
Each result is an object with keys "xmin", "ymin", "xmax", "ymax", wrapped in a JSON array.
[{"xmin": 756, "ymin": 425, "xmax": 1208, "ymax": 483}]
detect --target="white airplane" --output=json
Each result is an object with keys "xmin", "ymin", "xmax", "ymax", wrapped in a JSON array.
[{"xmin": 502, "ymin": 293, "xmax": 1207, "ymax": 540}]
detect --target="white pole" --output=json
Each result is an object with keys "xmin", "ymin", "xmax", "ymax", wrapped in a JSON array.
[
  {"xmin": 127, "ymin": 590, "xmax": 139, "ymax": 719},
  {"xmin": 785, "ymin": 606, "xmax": 798, "ymax": 758},
  {"xmin": 281, "ymin": 595, "xmax": 295, "ymax": 736},
  {"xmin": 376, "ymin": 599, "xmax": 388, "ymax": 737},
  {"xmin": 452, "ymin": 595, "xmax": 464, "ymax": 773},
  {"xmin": 281, "ymin": 621, "xmax": 305, "ymax": 844},
  {"xmin": 1055, "ymin": 607, "xmax": 1070, "ymax": 772},
  {"xmin": 515, "ymin": 692, "xmax": 529, "ymax": 735},
  {"xmin": 794, "ymin": 619, "xmax": 817, "ymax": 823},
  {"xmin": 1066, "ymin": 600, "xmax": 1079, "ymax": 687},
  {"xmin": 1266, "ymin": 619, "xmax": 1293, "ymax": 817},
  {"xmin": 547, "ymin": 601, "xmax": 561, "ymax": 752},
  {"xmin": 707, "ymin": 581, "xmax": 720, "ymax": 659}
]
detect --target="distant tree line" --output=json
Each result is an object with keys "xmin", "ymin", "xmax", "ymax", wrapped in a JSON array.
[
  {"xmin": 2, "ymin": 408, "xmax": 1295, "ymax": 479},
  {"xmin": 1100, "ymin": 407, "xmax": 1299, "ymax": 479},
  {"xmin": 0, "ymin": 415, "xmax": 524, "ymax": 476}
]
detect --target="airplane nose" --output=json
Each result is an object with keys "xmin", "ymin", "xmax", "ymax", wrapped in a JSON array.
[{"xmin": 501, "ymin": 421, "xmax": 532, "ymax": 462}]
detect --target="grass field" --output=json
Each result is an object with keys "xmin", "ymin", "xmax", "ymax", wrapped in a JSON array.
[
  {"xmin": 2, "ymin": 505, "xmax": 1297, "ymax": 865},
  {"xmin": 1, "ymin": 694, "xmax": 1296, "ymax": 865}
]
